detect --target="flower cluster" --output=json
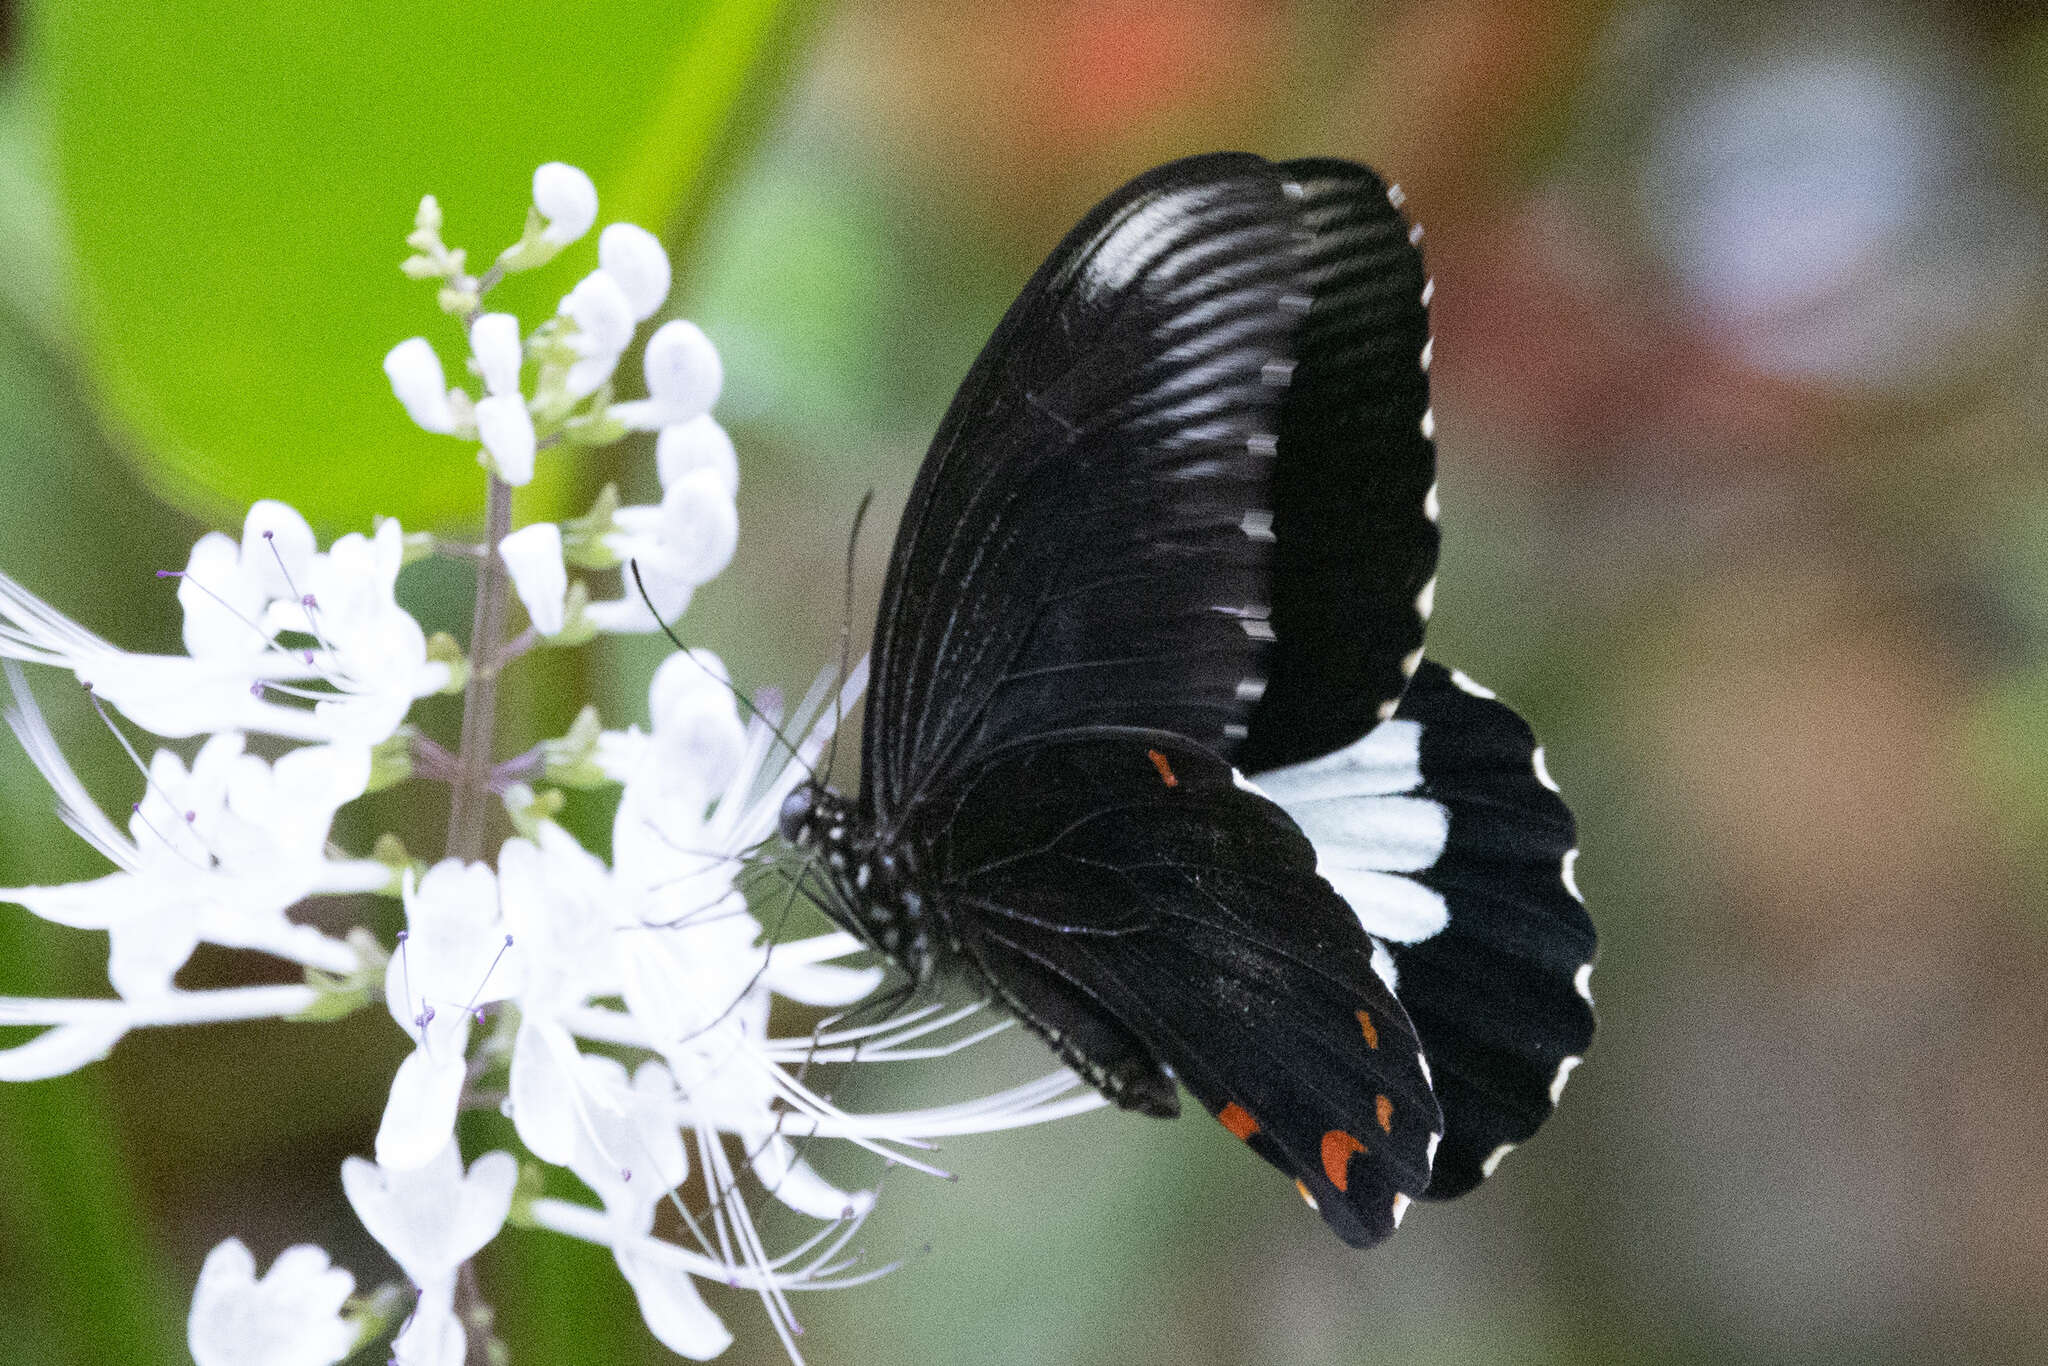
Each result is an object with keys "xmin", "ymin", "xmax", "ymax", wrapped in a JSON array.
[{"xmin": 0, "ymin": 164, "xmax": 1100, "ymax": 1365}]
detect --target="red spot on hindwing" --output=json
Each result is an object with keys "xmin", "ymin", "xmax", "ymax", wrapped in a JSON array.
[
  {"xmin": 1218, "ymin": 1102, "xmax": 1259, "ymax": 1141},
  {"xmin": 1355, "ymin": 1009, "xmax": 1379, "ymax": 1049},
  {"xmin": 1321, "ymin": 1130, "xmax": 1367, "ymax": 1192},
  {"xmin": 1147, "ymin": 748, "xmax": 1179, "ymax": 787}
]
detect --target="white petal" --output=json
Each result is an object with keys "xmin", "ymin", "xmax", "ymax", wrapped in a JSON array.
[
  {"xmin": 654, "ymin": 416, "xmax": 739, "ymax": 498},
  {"xmin": 559, "ymin": 270, "xmax": 636, "ymax": 399},
  {"xmin": 614, "ymin": 1245, "xmax": 733, "ymax": 1360},
  {"xmin": 383, "ymin": 338, "xmax": 458, "ymax": 434},
  {"xmin": 750, "ymin": 1134, "xmax": 873, "ymax": 1222},
  {"xmin": 470, "ymin": 312, "xmax": 523, "ymax": 396},
  {"xmin": 509, "ymin": 1016, "xmax": 582, "ymax": 1166},
  {"xmin": 0, "ymin": 1016, "xmax": 128, "ymax": 1080},
  {"xmin": 533, "ymin": 162, "xmax": 598, "ymax": 246},
  {"xmin": 599, "ymin": 222, "xmax": 671, "ymax": 321},
  {"xmin": 498, "ymin": 523, "xmax": 567, "ymax": 636},
  {"xmin": 178, "ymin": 532, "xmax": 268, "ymax": 658},
  {"xmin": 612, "ymin": 321, "xmax": 722, "ymax": 431},
  {"xmin": 389, "ymin": 1280, "xmax": 465, "ymax": 1366},
  {"xmin": 651, "ymin": 471, "xmax": 737, "ymax": 586},
  {"xmin": 241, "ymin": 501, "xmax": 319, "ymax": 604},
  {"xmin": 375, "ymin": 1045, "xmax": 469, "ymax": 1171},
  {"xmin": 475, "ymin": 394, "xmax": 537, "ymax": 487},
  {"xmin": 647, "ymin": 649, "xmax": 731, "ymax": 730},
  {"xmin": 189, "ymin": 1238, "xmax": 357, "ymax": 1366},
  {"xmin": 342, "ymin": 1144, "xmax": 517, "ymax": 1286},
  {"xmin": 584, "ymin": 561, "xmax": 690, "ymax": 634}
]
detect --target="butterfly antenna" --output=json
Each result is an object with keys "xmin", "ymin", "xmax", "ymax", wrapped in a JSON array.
[
  {"xmin": 629, "ymin": 559, "xmax": 813, "ymax": 779},
  {"xmin": 824, "ymin": 489, "xmax": 875, "ymax": 786}
]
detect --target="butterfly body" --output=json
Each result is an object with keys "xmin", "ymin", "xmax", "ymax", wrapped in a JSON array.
[{"xmin": 780, "ymin": 152, "xmax": 1595, "ymax": 1247}]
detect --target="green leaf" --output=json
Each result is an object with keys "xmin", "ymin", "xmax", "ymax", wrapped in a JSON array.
[{"xmin": 30, "ymin": 0, "xmax": 809, "ymax": 533}]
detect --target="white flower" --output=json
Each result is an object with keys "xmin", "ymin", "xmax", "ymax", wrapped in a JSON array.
[
  {"xmin": 188, "ymin": 1238, "xmax": 357, "ymax": 1366},
  {"xmin": 384, "ymin": 338, "xmax": 460, "ymax": 435},
  {"xmin": 600, "ymin": 223, "xmax": 672, "ymax": 321},
  {"xmin": 0, "ymin": 675, "xmax": 372, "ymax": 1004},
  {"xmin": 0, "ymin": 514, "xmax": 447, "ymax": 747},
  {"xmin": 377, "ymin": 862, "xmax": 519, "ymax": 1170},
  {"xmin": 655, "ymin": 416, "xmax": 739, "ymax": 499},
  {"xmin": 498, "ymin": 523, "xmax": 567, "ymax": 637},
  {"xmin": 566, "ymin": 1055, "xmax": 733, "ymax": 1360},
  {"xmin": 474, "ymin": 394, "xmax": 537, "ymax": 486},
  {"xmin": 470, "ymin": 312, "xmax": 522, "ymax": 396},
  {"xmin": 609, "ymin": 320, "xmax": 722, "ymax": 431},
  {"xmin": 585, "ymin": 471, "xmax": 737, "ymax": 635},
  {"xmin": 532, "ymin": 162, "xmax": 598, "ymax": 246},
  {"xmin": 342, "ymin": 1143, "xmax": 516, "ymax": 1366},
  {"xmin": 559, "ymin": 269, "xmax": 636, "ymax": 399}
]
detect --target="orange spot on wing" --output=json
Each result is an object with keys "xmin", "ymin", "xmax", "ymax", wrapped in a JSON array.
[
  {"xmin": 1147, "ymin": 748, "xmax": 1179, "ymax": 787},
  {"xmin": 1356, "ymin": 1010, "xmax": 1378, "ymax": 1048},
  {"xmin": 1375, "ymin": 1094, "xmax": 1394, "ymax": 1133},
  {"xmin": 1217, "ymin": 1102, "xmax": 1259, "ymax": 1141},
  {"xmin": 1321, "ymin": 1130, "xmax": 1367, "ymax": 1192}
]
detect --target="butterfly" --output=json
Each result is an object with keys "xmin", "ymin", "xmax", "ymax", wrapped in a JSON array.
[{"xmin": 778, "ymin": 152, "xmax": 1595, "ymax": 1247}]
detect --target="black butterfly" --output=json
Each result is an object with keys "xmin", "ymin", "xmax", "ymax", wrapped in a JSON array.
[{"xmin": 778, "ymin": 152, "xmax": 1595, "ymax": 1247}]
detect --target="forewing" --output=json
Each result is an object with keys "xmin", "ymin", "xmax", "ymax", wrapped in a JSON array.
[
  {"xmin": 1253, "ymin": 660, "xmax": 1596, "ymax": 1198},
  {"xmin": 925, "ymin": 729, "xmax": 1442, "ymax": 1247},
  {"xmin": 865, "ymin": 153, "xmax": 1438, "ymax": 820}
]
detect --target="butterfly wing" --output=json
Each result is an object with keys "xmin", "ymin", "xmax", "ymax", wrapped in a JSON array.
[
  {"xmin": 864, "ymin": 153, "xmax": 1438, "ymax": 823},
  {"xmin": 1252, "ymin": 660, "xmax": 1596, "ymax": 1198},
  {"xmin": 918, "ymin": 728, "xmax": 1443, "ymax": 1247}
]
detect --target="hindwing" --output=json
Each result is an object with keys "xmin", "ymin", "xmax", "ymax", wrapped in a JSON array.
[{"xmin": 919, "ymin": 729, "xmax": 1442, "ymax": 1247}]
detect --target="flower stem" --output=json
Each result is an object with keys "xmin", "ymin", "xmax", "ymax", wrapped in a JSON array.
[{"xmin": 447, "ymin": 475, "xmax": 514, "ymax": 862}]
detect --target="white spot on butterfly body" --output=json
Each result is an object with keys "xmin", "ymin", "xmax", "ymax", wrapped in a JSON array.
[
  {"xmin": 1376, "ymin": 698, "xmax": 1399, "ymax": 721},
  {"xmin": 1400, "ymin": 647, "xmax": 1423, "ymax": 678},
  {"xmin": 1423, "ymin": 483, "xmax": 1441, "ymax": 523},
  {"xmin": 1420, "ymin": 338, "xmax": 1433, "ymax": 371},
  {"xmin": 1574, "ymin": 961, "xmax": 1595, "ymax": 1004},
  {"xmin": 1562, "ymin": 848, "xmax": 1584, "ymax": 902},
  {"xmin": 1425, "ymin": 1132, "xmax": 1441, "ymax": 1168},
  {"xmin": 1420, "ymin": 409, "xmax": 1436, "ymax": 440},
  {"xmin": 1260, "ymin": 360, "xmax": 1296, "ymax": 387},
  {"xmin": 1235, "ymin": 678, "xmax": 1267, "ymax": 701},
  {"xmin": 1532, "ymin": 747, "xmax": 1560, "ymax": 793},
  {"xmin": 1222, "ymin": 722, "xmax": 1249, "ymax": 740},
  {"xmin": 1246, "ymin": 433, "xmax": 1278, "ymax": 457},
  {"xmin": 1416, "ymin": 1051, "xmax": 1433, "ymax": 1087},
  {"xmin": 1407, "ymin": 223, "xmax": 1424, "ymax": 247},
  {"xmin": 1369, "ymin": 941, "xmax": 1400, "ymax": 993},
  {"xmin": 1231, "ymin": 769, "xmax": 1271, "ymax": 798},
  {"xmin": 1415, "ymin": 578, "xmax": 1437, "ymax": 620},
  {"xmin": 1481, "ymin": 1143, "xmax": 1516, "ymax": 1177},
  {"xmin": 1392, "ymin": 1193, "xmax": 1412, "ymax": 1227},
  {"xmin": 1386, "ymin": 183, "xmax": 1406, "ymax": 208},
  {"xmin": 1549, "ymin": 1055, "xmax": 1581, "ymax": 1104},
  {"xmin": 1448, "ymin": 669, "xmax": 1495, "ymax": 700},
  {"xmin": 1420, "ymin": 278, "xmax": 1435, "ymax": 307},
  {"xmin": 1242, "ymin": 619, "xmax": 1276, "ymax": 642},
  {"xmin": 1258, "ymin": 719, "xmax": 1453, "ymax": 943},
  {"xmin": 1282, "ymin": 180, "xmax": 1306, "ymax": 201},
  {"xmin": 1240, "ymin": 509, "xmax": 1276, "ymax": 541}
]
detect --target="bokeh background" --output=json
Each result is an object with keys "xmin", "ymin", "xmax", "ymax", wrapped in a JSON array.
[{"xmin": 2, "ymin": 1, "xmax": 2046, "ymax": 1362}]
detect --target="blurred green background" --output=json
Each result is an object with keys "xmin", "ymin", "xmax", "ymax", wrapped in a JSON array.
[{"xmin": 3, "ymin": 1, "xmax": 2046, "ymax": 1363}]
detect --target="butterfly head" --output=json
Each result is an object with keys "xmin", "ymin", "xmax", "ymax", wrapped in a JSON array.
[{"xmin": 777, "ymin": 781, "xmax": 825, "ymax": 847}]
